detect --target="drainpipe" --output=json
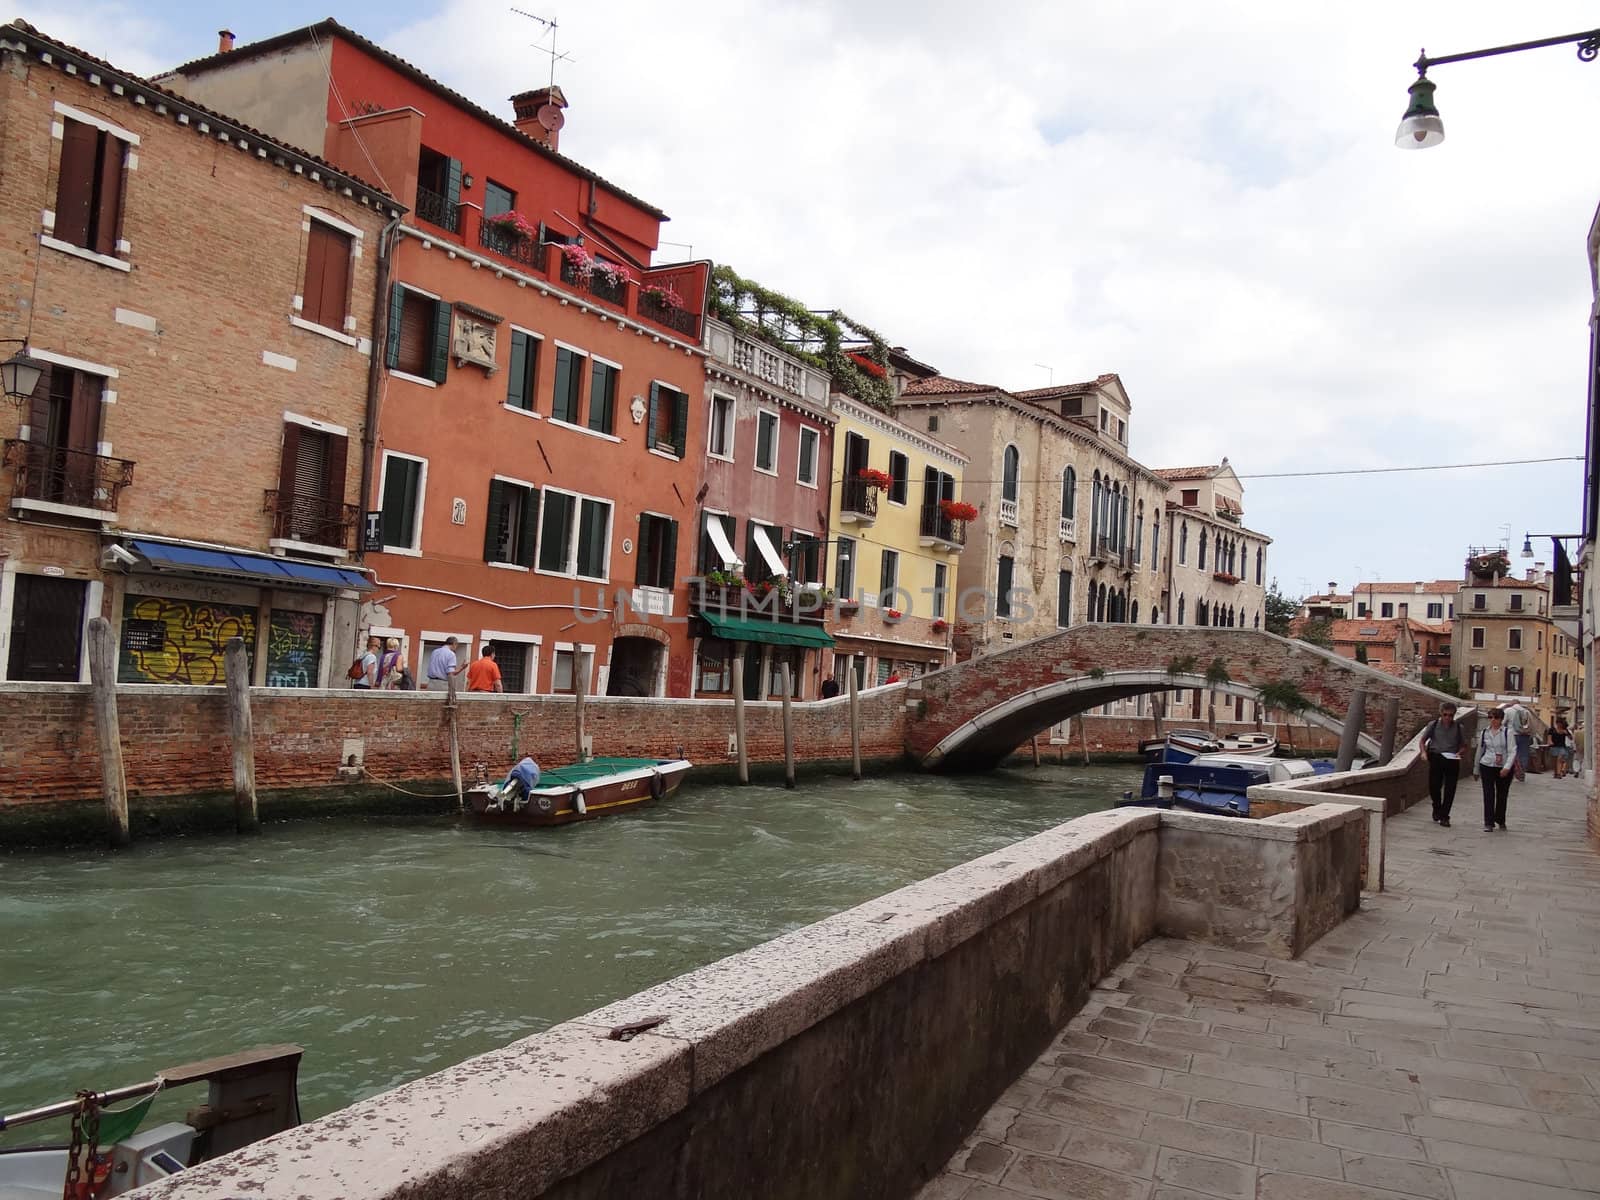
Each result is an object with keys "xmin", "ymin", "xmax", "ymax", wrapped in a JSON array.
[{"xmin": 358, "ymin": 215, "xmax": 402, "ymax": 571}]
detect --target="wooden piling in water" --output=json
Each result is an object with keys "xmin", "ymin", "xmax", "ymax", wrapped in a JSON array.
[
  {"xmin": 1030, "ymin": 734, "xmax": 1041, "ymax": 768},
  {"xmin": 1080, "ymin": 716, "xmax": 1091, "ymax": 766},
  {"xmin": 732, "ymin": 644, "xmax": 749, "ymax": 784},
  {"xmin": 574, "ymin": 652, "xmax": 588, "ymax": 763},
  {"xmin": 848, "ymin": 662, "xmax": 862, "ymax": 781},
  {"xmin": 446, "ymin": 672, "xmax": 463, "ymax": 811},
  {"xmin": 86, "ymin": 616, "xmax": 129, "ymax": 848},
  {"xmin": 1377, "ymin": 696, "xmax": 1401, "ymax": 767},
  {"xmin": 223, "ymin": 636, "xmax": 259, "ymax": 832},
  {"xmin": 780, "ymin": 662, "xmax": 795, "ymax": 789}
]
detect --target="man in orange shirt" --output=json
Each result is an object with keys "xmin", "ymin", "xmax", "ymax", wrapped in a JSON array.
[{"xmin": 466, "ymin": 644, "xmax": 503, "ymax": 692}]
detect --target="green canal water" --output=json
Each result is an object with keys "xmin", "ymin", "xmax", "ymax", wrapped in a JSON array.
[{"xmin": 0, "ymin": 763, "xmax": 1138, "ymax": 1136}]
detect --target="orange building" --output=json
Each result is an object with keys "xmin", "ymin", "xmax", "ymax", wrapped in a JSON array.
[{"xmin": 168, "ymin": 22, "xmax": 709, "ymax": 696}]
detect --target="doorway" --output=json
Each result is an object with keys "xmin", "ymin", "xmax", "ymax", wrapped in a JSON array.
[
  {"xmin": 607, "ymin": 637, "xmax": 662, "ymax": 697},
  {"xmin": 7, "ymin": 574, "xmax": 87, "ymax": 681}
]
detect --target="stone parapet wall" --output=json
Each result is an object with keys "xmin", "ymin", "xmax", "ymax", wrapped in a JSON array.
[{"xmin": 135, "ymin": 802, "xmax": 1364, "ymax": 1200}]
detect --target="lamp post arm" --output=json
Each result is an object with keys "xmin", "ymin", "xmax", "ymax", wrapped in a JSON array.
[{"xmin": 1416, "ymin": 29, "xmax": 1600, "ymax": 73}]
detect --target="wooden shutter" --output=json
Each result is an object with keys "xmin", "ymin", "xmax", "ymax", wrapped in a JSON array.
[
  {"xmin": 445, "ymin": 158, "xmax": 463, "ymax": 208},
  {"xmin": 385, "ymin": 285, "xmax": 407, "ymax": 369},
  {"xmin": 670, "ymin": 388, "xmax": 688, "ymax": 457},
  {"xmin": 304, "ymin": 223, "xmax": 352, "ymax": 331},
  {"xmin": 647, "ymin": 383, "xmax": 661, "ymax": 449},
  {"xmin": 302, "ymin": 224, "xmax": 330, "ymax": 328},
  {"xmin": 506, "ymin": 332, "xmax": 529, "ymax": 409},
  {"xmin": 635, "ymin": 514, "xmax": 653, "ymax": 587},
  {"xmin": 395, "ymin": 293, "xmax": 430, "ymax": 376},
  {"xmin": 659, "ymin": 519, "xmax": 678, "ymax": 591},
  {"xmin": 277, "ymin": 422, "xmax": 301, "ymax": 500},
  {"xmin": 516, "ymin": 487, "xmax": 539, "ymax": 567},
  {"xmin": 483, "ymin": 478, "xmax": 507, "ymax": 561},
  {"xmin": 429, "ymin": 301, "xmax": 453, "ymax": 383},
  {"xmin": 325, "ymin": 432, "xmax": 349, "ymax": 511},
  {"xmin": 66, "ymin": 371, "xmax": 103, "ymax": 454},
  {"xmin": 92, "ymin": 131, "xmax": 124, "ymax": 256},
  {"xmin": 54, "ymin": 120, "xmax": 99, "ymax": 249}
]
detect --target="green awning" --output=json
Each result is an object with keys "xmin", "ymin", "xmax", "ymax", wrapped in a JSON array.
[{"xmin": 700, "ymin": 611, "xmax": 835, "ymax": 648}]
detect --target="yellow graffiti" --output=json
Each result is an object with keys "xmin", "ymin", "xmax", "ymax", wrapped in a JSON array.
[{"xmin": 120, "ymin": 596, "xmax": 256, "ymax": 685}]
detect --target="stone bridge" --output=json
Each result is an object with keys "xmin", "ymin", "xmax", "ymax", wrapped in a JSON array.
[{"xmin": 909, "ymin": 626, "xmax": 1457, "ymax": 770}]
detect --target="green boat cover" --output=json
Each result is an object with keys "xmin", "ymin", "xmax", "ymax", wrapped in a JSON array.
[
  {"xmin": 537, "ymin": 758, "xmax": 673, "ymax": 787},
  {"xmin": 698, "ymin": 611, "xmax": 835, "ymax": 648}
]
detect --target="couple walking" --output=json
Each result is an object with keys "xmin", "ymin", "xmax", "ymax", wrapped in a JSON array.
[{"xmin": 1420, "ymin": 701, "xmax": 1524, "ymax": 832}]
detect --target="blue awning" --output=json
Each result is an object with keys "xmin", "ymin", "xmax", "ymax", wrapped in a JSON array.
[{"xmin": 128, "ymin": 540, "xmax": 371, "ymax": 591}]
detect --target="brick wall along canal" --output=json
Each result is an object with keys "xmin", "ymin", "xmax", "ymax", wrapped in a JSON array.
[{"xmin": 0, "ymin": 763, "xmax": 1138, "ymax": 1129}]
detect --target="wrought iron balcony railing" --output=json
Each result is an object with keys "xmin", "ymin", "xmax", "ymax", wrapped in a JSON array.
[
  {"xmin": 840, "ymin": 478, "xmax": 880, "ymax": 522},
  {"xmin": 4, "ymin": 439, "xmax": 134, "ymax": 512},
  {"xmin": 638, "ymin": 291, "xmax": 701, "ymax": 338},
  {"xmin": 262, "ymin": 490, "xmax": 359, "ymax": 550},
  {"xmin": 918, "ymin": 504, "xmax": 968, "ymax": 548},
  {"xmin": 559, "ymin": 257, "xmax": 628, "ymax": 304},
  {"xmin": 415, "ymin": 186, "xmax": 461, "ymax": 234},
  {"xmin": 478, "ymin": 222, "xmax": 546, "ymax": 271}
]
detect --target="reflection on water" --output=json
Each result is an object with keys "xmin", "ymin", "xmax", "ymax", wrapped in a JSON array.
[{"xmin": 0, "ymin": 763, "xmax": 1135, "ymax": 1129}]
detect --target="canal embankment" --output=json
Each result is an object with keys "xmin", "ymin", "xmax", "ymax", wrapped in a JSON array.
[{"xmin": 128, "ymin": 800, "xmax": 1364, "ymax": 1200}]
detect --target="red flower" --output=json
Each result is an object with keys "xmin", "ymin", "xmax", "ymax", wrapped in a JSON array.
[
  {"xmin": 858, "ymin": 468, "xmax": 893, "ymax": 491},
  {"xmin": 847, "ymin": 350, "xmax": 887, "ymax": 378},
  {"xmin": 939, "ymin": 499, "xmax": 978, "ymax": 522}
]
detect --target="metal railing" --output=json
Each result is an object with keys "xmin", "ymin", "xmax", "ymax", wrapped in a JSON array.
[
  {"xmin": 919, "ymin": 504, "xmax": 968, "ymax": 547},
  {"xmin": 638, "ymin": 291, "xmax": 701, "ymax": 338},
  {"xmin": 263, "ymin": 490, "xmax": 359, "ymax": 550},
  {"xmin": 559, "ymin": 257, "xmax": 628, "ymax": 305},
  {"xmin": 414, "ymin": 186, "xmax": 461, "ymax": 234},
  {"xmin": 4, "ymin": 439, "xmax": 134, "ymax": 512},
  {"xmin": 840, "ymin": 479, "xmax": 880, "ymax": 521},
  {"xmin": 478, "ymin": 222, "xmax": 546, "ymax": 271}
]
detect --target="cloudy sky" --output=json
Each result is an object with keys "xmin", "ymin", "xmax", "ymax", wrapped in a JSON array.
[{"xmin": 30, "ymin": 1, "xmax": 1600, "ymax": 600}]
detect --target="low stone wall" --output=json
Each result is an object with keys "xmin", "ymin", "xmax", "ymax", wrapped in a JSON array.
[{"xmin": 137, "ymin": 802, "xmax": 1364, "ymax": 1200}]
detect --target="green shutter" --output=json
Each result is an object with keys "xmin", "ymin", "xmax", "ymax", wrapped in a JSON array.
[
  {"xmin": 516, "ymin": 486, "xmax": 539, "ymax": 567},
  {"xmin": 445, "ymin": 158, "xmax": 463, "ymax": 208},
  {"xmin": 660, "ymin": 519, "xmax": 678, "ymax": 591},
  {"xmin": 635, "ymin": 513, "xmax": 653, "ymax": 586},
  {"xmin": 507, "ymin": 331, "xmax": 528, "ymax": 410},
  {"xmin": 429, "ymin": 302, "xmax": 453, "ymax": 384},
  {"xmin": 647, "ymin": 383, "xmax": 662, "ymax": 451},
  {"xmin": 670, "ymin": 388, "xmax": 688, "ymax": 458},
  {"xmin": 385, "ymin": 284, "xmax": 406, "ymax": 369},
  {"xmin": 483, "ymin": 478, "xmax": 506, "ymax": 562}
]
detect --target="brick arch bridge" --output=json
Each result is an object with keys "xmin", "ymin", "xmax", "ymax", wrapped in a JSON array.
[{"xmin": 909, "ymin": 626, "xmax": 1455, "ymax": 771}]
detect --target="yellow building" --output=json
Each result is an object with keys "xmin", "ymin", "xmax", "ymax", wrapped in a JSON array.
[{"xmin": 825, "ymin": 394, "xmax": 968, "ymax": 687}]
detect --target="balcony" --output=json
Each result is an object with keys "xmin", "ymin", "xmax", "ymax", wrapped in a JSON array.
[
  {"xmin": 839, "ymin": 479, "xmax": 880, "ymax": 524},
  {"xmin": 690, "ymin": 579, "xmax": 827, "ymax": 624},
  {"xmin": 263, "ymin": 490, "xmax": 359, "ymax": 552},
  {"xmin": 4, "ymin": 439, "xmax": 134, "ymax": 518},
  {"xmin": 918, "ymin": 504, "xmax": 967, "ymax": 551},
  {"xmin": 1059, "ymin": 516, "xmax": 1076, "ymax": 542},
  {"xmin": 478, "ymin": 221, "xmax": 547, "ymax": 272},
  {"xmin": 1212, "ymin": 571, "xmax": 1241, "ymax": 586},
  {"xmin": 560, "ymin": 256, "xmax": 628, "ymax": 305},
  {"xmin": 638, "ymin": 291, "xmax": 701, "ymax": 339},
  {"xmin": 415, "ymin": 186, "xmax": 461, "ymax": 235},
  {"xmin": 998, "ymin": 498, "xmax": 1019, "ymax": 527}
]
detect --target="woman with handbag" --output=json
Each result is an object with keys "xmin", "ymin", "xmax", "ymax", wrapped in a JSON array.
[{"xmin": 1472, "ymin": 708, "xmax": 1516, "ymax": 832}]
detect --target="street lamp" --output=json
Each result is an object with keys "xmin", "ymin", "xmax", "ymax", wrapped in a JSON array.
[
  {"xmin": 0, "ymin": 341, "xmax": 42, "ymax": 406},
  {"xmin": 1394, "ymin": 28, "xmax": 1600, "ymax": 149}
]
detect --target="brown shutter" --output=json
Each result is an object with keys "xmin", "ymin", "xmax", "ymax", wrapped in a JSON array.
[
  {"xmin": 325, "ymin": 432, "xmax": 348, "ymax": 506},
  {"xmin": 92, "ymin": 131, "xmax": 124, "ymax": 256},
  {"xmin": 320, "ymin": 227, "xmax": 352, "ymax": 331},
  {"xmin": 396, "ymin": 293, "xmax": 430, "ymax": 376},
  {"xmin": 277, "ymin": 422, "xmax": 301, "ymax": 500},
  {"xmin": 54, "ymin": 120, "xmax": 98, "ymax": 248},
  {"xmin": 301, "ymin": 224, "xmax": 330, "ymax": 328},
  {"xmin": 66, "ymin": 371, "xmax": 102, "ymax": 453}
]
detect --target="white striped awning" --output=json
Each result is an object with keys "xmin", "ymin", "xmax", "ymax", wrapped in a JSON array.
[
  {"xmin": 751, "ymin": 525, "xmax": 788, "ymax": 578},
  {"xmin": 706, "ymin": 516, "xmax": 743, "ymax": 568}
]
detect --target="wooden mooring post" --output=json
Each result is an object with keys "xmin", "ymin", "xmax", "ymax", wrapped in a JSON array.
[
  {"xmin": 732, "ymin": 644, "xmax": 749, "ymax": 784},
  {"xmin": 574, "ymin": 652, "xmax": 588, "ymax": 763},
  {"xmin": 86, "ymin": 616, "xmax": 129, "ymax": 847},
  {"xmin": 223, "ymin": 636, "xmax": 259, "ymax": 832},
  {"xmin": 446, "ymin": 672, "xmax": 463, "ymax": 811},
  {"xmin": 1377, "ymin": 696, "xmax": 1401, "ymax": 767},
  {"xmin": 1030, "ymin": 734, "xmax": 1041, "ymax": 768},
  {"xmin": 847, "ymin": 661, "xmax": 862, "ymax": 781},
  {"xmin": 1079, "ymin": 716, "xmax": 1091, "ymax": 766},
  {"xmin": 1335, "ymin": 688, "xmax": 1368, "ymax": 773},
  {"xmin": 780, "ymin": 662, "xmax": 796, "ymax": 789}
]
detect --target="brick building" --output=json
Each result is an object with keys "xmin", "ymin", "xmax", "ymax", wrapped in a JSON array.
[
  {"xmin": 166, "ymin": 21, "xmax": 710, "ymax": 697},
  {"xmin": 0, "ymin": 22, "xmax": 393, "ymax": 688}
]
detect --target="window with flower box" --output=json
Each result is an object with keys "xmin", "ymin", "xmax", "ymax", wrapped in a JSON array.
[{"xmin": 648, "ymin": 383, "xmax": 689, "ymax": 457}]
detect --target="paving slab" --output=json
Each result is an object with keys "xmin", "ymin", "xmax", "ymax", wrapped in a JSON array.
[{"xmin": 928, "ymin": 770, "xmax": 1600, "ymax": 1198}]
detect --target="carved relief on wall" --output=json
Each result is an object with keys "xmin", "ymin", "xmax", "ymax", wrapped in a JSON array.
[{"xmin": 452, "ymin": 312, "xmax": 499, "ymax": 374}]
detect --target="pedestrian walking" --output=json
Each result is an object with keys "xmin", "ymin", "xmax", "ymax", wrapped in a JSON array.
[
  {"xmin": 1547, "ymin": 716, "xmax": 1573, "ymax": 779},
  {"xmin": 427, "ymin": 636, "xmax": 467, "ymax": 690},
  {"xmin": 1504, "ymin": 700, "xmax": 1533, "ymax": 778},
  {"xmin": 466, "ymin": 643, "xmax": 503, "ymax": 692},
  {"xmin": 819, "ymin": 678, "xmax": 840, "ymax": 700},
  {"xmin": 377, "ymin": 637, "xmax": 405, "ymax": 689},
  {"xmin": 1473, "ymin": 708, "xmax": 1516, "ymax": 832},
  {"xmin": 351, "ymin": 634, "xmax": 381, "ymax": 690},
  {"xmin": 1419, "ymin": 701, "xmax": 1465, "ymax": 826}
]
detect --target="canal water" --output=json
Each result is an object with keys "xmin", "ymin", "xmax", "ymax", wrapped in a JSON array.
[{"xmin": 0, "ymin": 762, "xmax": 1138, "ymax": 1136}]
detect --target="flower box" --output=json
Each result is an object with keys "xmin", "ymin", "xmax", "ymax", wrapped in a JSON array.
[
  {"xmin": 931, "ymin": 618, "xmax": 949, "ymax": 634},
  {"xmin": 641, "ymin": 283, "xmax": 684, "ymax": 309},
  {"xmin": 1212, "ymin": 572, "xmax": 1240, "ymax": 585},
  {"xmin": 939, "ymin": 499, "xmax": 979, "ymax": 523},
  {"xmin": 857, "ymin": 468, "xmax": 893, "ymax": 492},
  {"xmin": 883, "ymin": 608, "xmax": 903, "ymax": 622},
  {"xmin": 484, "ymin": 210, "xmax": 537, "ymax": 241}
]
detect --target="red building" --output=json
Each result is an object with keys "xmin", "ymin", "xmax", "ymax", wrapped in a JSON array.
[{"xmin": 167, "ymin": 22, "xmax": 709, "ymax": 696}]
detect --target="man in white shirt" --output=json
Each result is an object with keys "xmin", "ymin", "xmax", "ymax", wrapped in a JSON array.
[
  {"xmin": 1504, "ymin": 701, "xmax": 1533, "ymax": 774},
  {"xmin": 427, "ymin": 637, "xmax": 467, "ymax": 690}
]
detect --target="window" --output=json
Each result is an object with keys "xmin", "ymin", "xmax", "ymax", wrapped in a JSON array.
[
  {"xmin": 1356, "ymin": 603, "xmax": 1368, "ymax": 617},
  {"xmin": 274, "ymin": 421, "xmax": 349, "ymax": 547},
  {"xmin": 23, "ymin": 364, "xmax": 106, "ymax": 508},
  {"xmin": 1099, "ymin": 409, "xmax": 1108, "ymax": 431},
  {"xmin": 505, "ymin": 329, "xmax": 539, "ymax": 412},
  {"xmin": 1472, "ymin": 593, "xmax": 1486, "ymax": 611},
  {"xmin": 1508, "ymin": 628, "xmax": 1522, "ymax": 651},
  {"xmin": 887, "ymin": 451, "xmax": 909, "ymax": 505},
  {"xmin": 1062, "ymin": 467, "xmax": 1077, "ymax": 521},
  {"xmin": 879, "ymin": 549, "xmax": 899, "ymax": 608},
  {"xmin": 1471, "ymin": 627, "xmax": 1485, "ymax": 649},
  {"xmin": 1002, "ymin": 445, "xmax": 1020, "ymax": 503},
  {"xmin": 648, "ymin": 383, "xmax": 689, "ymax": 457},
  {"xmin": 536, "ymin": 487, "xmax": 612, "ymax": 580},
  {"xmin": 301, "ymin": 219, "xmax": 353, "ymax": 333},
  {"xmin": 1398, "ymin": 602, "xmax": 1409, "ymax": 616},
  {"xmin": 1181, "ymin": 488, "xmax": 1198, "ymax": 506},
  {"xmin": 1057, "ymin": 569, "xmax": 1072, "ymax": 628},
  {"xmin": 699, "ymin": 512, "xmax": 740, "ymax": 574},
  {"xmin": 927, "ymin": 415, "xmax": 939, "ymax": 432},
  {"xmin": 696, "ymin": 639, "xmax": 733, "ymax": 694},
  {"xmin": 588, "ymin": 360, "xmax": 618, "ymax": 435},
  {"xmin": 379, "ymin": 452, "xmax": 425, "ymax": 551},
  {"xmin": 746, "ymin": 522, "xmax": 784, "ymax": 586},
  {"xmin": 1427, "ymin": 602, "xmax": 1443, "ymax": 619},
  {"xmin": 484, "ymin": 179, "xmax": 515, "ymax": 220},
  {"xmin": 1506, "ymin": 666, "xmax": 1524, "ymax": 691},
  {"xmin": 792, "ymin": 531, "xmax": 822, "ymax": 585},
  {"xmin": 1179, "ymin": 522, "xmax": 1188, "ymax": 565},
  {"xmin": 1380, "ymin": 602, "xmax": 1394, "ymax": 618},
  {"xmin": 755, "ymin": 409, "xmax": 779, "ymax": 474},
  {"xmin": 708, "ymin": 394, "xmax": 735, "ymax": 459},
  {"xmin": 767, "ymin": 647, "xmax": 803, "ymax": 698},
  {"xmin": 996, "ymin": 555, "xmax": 1014, "ymax": 618},
  {"xmin": 1198, "ymin": 529, "xmax": 1208, "ymax": 570},
  {"xmin": 1117, "ymin": 418, "xmax": 1125, "ymax": 442},
  {"xmin": 835, "ymin": 536, "xmax": 856, "ymax": 598},
  {"xmin": 386, "ymin": 285, "xmax": 451, "ymax": 383},
  {"xmin": 54, "ymin": 115, "xmax": 128, "ymax": 257},
  {"xmin": 1254, "ymin": 546, "xmax": 1263, "ymax": 585},
  {"xmin": 1509, "ymin": 593, "xmax": 1523, "ymax": 611},
  {"xmin": 933, "ymin": 563, "xmax": 947, "ymax": 619},
  {"xmin": 1151, "ymin": 515, "xmax": 1159, "ymax": 573},
  {"xmin": 552, "ymin": 345, "xmax": 586, "ymax": 424},
  {"xmin": 492, "ymin": 641, "xmax": 532, "ymax": 694},
  {"xmin": 416, "ymin": 147, "xmax": 462, "ymax": 232},
  {"xmin": 1537, "ymin": 629, "xmax": 1543, "ymax": 650},
  {"xmin": 484, "ymin": 478, "xmax": 538, "ymax": 568},
  {"xmin": 797, "ymin": 426, "xmax": 819, "ymax": 486},
  {"xmin": 7, "ymin": 574, "xmax": 87, "ymax": 681},
  {"xmin": 1178, "ymin": 595, "xmax": 1186, "ymax": 625},
  {"xmin": 551, "ymin": 646, "xmax": 592, "ymax": 695},
  {"xmin": 636, "ymin": 513, "xmax": 678, "ymax": 590},
  {"xmin": 1468, "ymin": 665, "xmax": 1485, "ymax": 690}
]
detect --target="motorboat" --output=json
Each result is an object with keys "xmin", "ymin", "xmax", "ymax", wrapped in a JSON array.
[
  {"xmin": 0, "ymin": 1045, "xmax": 301, "ymax": 1199},
  {"xmin": 1218, "ymin": 732, "xmax": 1277, "ymax": 756},
  {"xmin": 1119, "ymin": 752, "xmax": 1317, "ymax": 818},
  {"xmin": 467, "ymin": 756, "xmax": 692, "ymax": 827},
  {"xmin": 1136, "ymin": 729, "xmax": 1222, "ymax": 764}
]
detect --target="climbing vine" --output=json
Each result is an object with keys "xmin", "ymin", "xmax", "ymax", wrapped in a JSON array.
[{"xmin": 709, "ymin": 265, "xmax": 895, "ymax": 411}]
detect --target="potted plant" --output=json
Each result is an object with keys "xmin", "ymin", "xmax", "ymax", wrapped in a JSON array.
[
  {"xmin": 641, "ymin": 282, "xmax": 684, "ymax": 309},
  {"xmin": 560, "ymin": 243, "xmax": 594, "ymax": 282},
  {"xmin": 883, "ymin": 607, "xmax": 903, "ymax": 622},
  {"xmin": 837, "ymin": 595, "xmax": 860, "ymax": 616},
  {"xmin": 593, "ymin": 259, "xmax": 633, "ymax": 288},
  {"xmin": 858, "ymin": 467, "xmax": 893, "ymax": 492},
  {"xmin": 931, "ymin": 618, "xmax": 949, "ymax": 634},
  {"xmin": 485, "ymin": 210, "xmax": 537, "ymax": 241},
  {"xmin": 939, "ymin": 499, "xmax": 979, "ymax": 523}
]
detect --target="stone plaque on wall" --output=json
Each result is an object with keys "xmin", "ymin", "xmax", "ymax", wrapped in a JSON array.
[{"xmin": 452, "ymin": 312, "xmax": 498, "ymax": 374}]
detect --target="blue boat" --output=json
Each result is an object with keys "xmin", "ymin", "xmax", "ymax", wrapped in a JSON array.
[{"xmin": 1119, "ymin": 753, "xmax": 1317, "ymax": 818}]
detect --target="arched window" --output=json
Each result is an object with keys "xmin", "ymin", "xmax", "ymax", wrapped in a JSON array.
[
  {"xmin": 1062, "ymin": 466, "xmax": 1077, "ymax": 525},
  {"xmin": 1119, "ymin": 491, "xmax": 1130, "ymax": 553},
  {"xmin": 1151, "ymin": 606, "xmax": 1160, "ymax": 624},
  {"xmin": 1178, "ymin": 594, "xmax": 1186, "ymax": 625},
  {"xmin": 1090, "ymin": 472, "xmax": 1103, "ymax": 545},
  {"xmin": 1131, "ymin": 599, "xmax": 1139, "ymax": 623},
  {"xmin": 1151, "ymin": 513, "xmax": 1160, "ymax": 572},
  {"xmin": 1002, "ymin": 445, "xmax": 1020, "ymax": 503},
  {"xmin": 1134, "ymin": 502, "xmax": 1144, "ymax": 565},
  {"xmin": 1179, "ymin": 521, "xmax": 1188, "ymax": 565},
  {"xmin": 1255, "ymin": 546, "xmax": 1263, "ymax": 585},
  {"xmin": 1198, "ymin": 528, "xmax": 1208, "ymax": 570},
  {"xmin": 1254, "ymin": 612, "xmax": 1260, "ymax": 629},
  {"xmin": 1097, "ymin": 583, "xmax": 1107, "ymax": 622}
]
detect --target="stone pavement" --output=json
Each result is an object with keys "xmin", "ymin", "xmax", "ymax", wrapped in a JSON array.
[{"xmin": 923, "ymin": 769, "xmax": 1600, "ymax": 1200}]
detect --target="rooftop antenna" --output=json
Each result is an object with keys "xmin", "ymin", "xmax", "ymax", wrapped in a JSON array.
[
  {"xmin": 510, "ymin": 9, "xmax": 576, "ymax": 107},
  {"xmin": 1034, "ymin": 363, "xmax": 1054, "ymax": 385}
]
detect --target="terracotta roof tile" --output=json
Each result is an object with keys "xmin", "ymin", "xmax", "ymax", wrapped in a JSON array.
[
  {"xmin": 1357, "ymin": 580, "xmax": 1460, "ymax": 594},
  {"xmin": 1155, "ymin": 465, "xmax": 1220, "ymax": 481},
  {"xmin": 901, "ymin": 375, "xmax": 997, "ymax": 396}
]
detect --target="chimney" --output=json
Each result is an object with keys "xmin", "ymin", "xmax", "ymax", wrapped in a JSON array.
[
  {"xmin": 218, "ymin": 29, "xmax": 235, "ymax": 53},
  {"xmin": 511, "ymin": 85, "xmax": 568, "ymax": 151},
  {"xmin": 1326, "ymin": 581, "xmax": 1337, "ymax": 593}
]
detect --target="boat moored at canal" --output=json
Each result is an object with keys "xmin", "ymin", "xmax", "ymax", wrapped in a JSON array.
[
  {"xmin": 467, "ymin": 757, "xmax": 692, "ymax": 827},
  {"xmin": 1120, "ymin": 752, "xmax": 1317, "ymax": 818}
]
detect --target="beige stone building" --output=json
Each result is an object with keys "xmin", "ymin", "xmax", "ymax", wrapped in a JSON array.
[
  {"xmin": 894, "ymin": 374, "xmax": 1169, "ymax": 657},
  {"xmin": 1156, "ymin": 461, "xmax": 1272, "ymax": 632},
  {"xmin": 1454, "ymin": 560, "xmax": 1582, "ymax": 725}
]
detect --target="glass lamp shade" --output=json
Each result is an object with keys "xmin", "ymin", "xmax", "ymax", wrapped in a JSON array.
[
  {"xmin": 0, "ymin": 349, "xmax": 42, "ymax": 401},
  {"xmin": 1395, "ymin": 76, "xmax": 1444, "ymax": 149}
]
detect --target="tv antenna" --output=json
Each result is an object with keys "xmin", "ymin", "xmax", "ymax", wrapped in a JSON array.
[
  {"xmin": 510, "ymin": 9, "xmax": 575, "ymax": 96},
  {"xmin": 1034, "ymin": 363, "xmax": 1054, "ymax": 385}
]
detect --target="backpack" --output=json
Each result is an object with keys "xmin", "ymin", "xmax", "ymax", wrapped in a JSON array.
[
  {"xmin": 347, "ymin": 657, "xmax": 366, "ymax": 681},
  {"xmin": 397, "ymin": 667, "xmax": 415, "ymax": 691}
]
